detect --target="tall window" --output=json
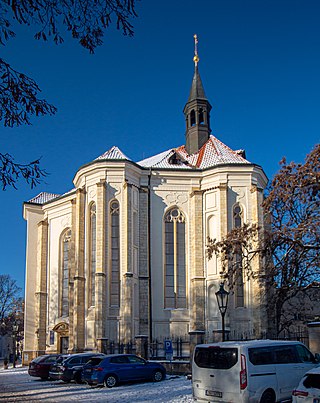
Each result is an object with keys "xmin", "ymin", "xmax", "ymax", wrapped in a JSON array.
[
  {"xmin": 190, "ymin": 109, "xmax": 196, "ymax": 126},
  {"xmin": 164, "ymin": 208, "xmax": 186, "ymax": 309},
  {"xmin": 89, "ymin": 203, "xmax": 96, "ymax": 307},
  {"xmin": 110, "ymin": 200, "xmax": 120, "ymax": 307},
  {"xmin": 61, "ymin": 229, "xmax": 71, "ymax": 317},
  {"xmin": 199, "ymin": 108, "xmax": 204, "ymax": 124},
  {"xmin": 233, "ymin": 203, "xmax": 244, "ymax": 307}
]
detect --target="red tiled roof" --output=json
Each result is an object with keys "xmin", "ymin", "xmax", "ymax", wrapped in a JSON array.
[{"xmin": 138, "ymin": 135, "xmax": 250, "ymax": 169}]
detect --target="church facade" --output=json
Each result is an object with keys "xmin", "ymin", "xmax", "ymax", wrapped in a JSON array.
[{"xmin": 23, "ymin": 46, "xmax": 268, "ymax": 363}]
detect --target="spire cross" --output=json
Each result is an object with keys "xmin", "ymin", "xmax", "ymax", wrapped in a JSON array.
[{"xmin": 193, "ymin": 34, "xmax": 200, "ymax": 66}]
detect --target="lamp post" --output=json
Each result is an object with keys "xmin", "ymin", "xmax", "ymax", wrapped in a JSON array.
[
  {"xmin": 12, "ymin": 322, "xmax": 19, "ymax": 368},
  {"xmin": 215, "ymin": 282, "xmax": 229, "ymax": 342}
]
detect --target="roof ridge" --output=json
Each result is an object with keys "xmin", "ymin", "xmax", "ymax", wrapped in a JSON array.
[
  {"xmin": 196, "ymin": 143, "xmax": 206, "ymax": 168},
  {"xmin": 96, "ymin": 145, "xmax": 131, "ymax": 161},
  {"xmin": 211, "ymin": 135, "xmax": 248, "ymax": 161}
]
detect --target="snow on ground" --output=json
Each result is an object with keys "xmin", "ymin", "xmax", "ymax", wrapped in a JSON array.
[{"xmin": 0, "ymin": 366, "xmax": 194, "ymax": 402}]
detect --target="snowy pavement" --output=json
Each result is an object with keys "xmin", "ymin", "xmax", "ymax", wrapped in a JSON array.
[{"xmin": 0, "ymin": 366, "xmax": 194, "ymax": 402}]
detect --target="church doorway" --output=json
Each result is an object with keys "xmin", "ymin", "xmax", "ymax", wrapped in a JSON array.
[
  {"xmin": 52, "ymin": 322, "xmax": 69, "ymax": 354},
  {"xmin": 60, "ymin": 336, "xmax": 69, "ymax": 353}
]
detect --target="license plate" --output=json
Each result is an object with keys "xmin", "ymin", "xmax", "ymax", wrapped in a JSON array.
[{"xmin": 206, "ymin": 390, "xmax": 222, "ymax": 398}]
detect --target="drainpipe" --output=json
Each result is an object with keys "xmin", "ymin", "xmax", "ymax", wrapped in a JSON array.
[{"xmin": 148, "ymin": 168, "xmax": 153, "ymax": 344}]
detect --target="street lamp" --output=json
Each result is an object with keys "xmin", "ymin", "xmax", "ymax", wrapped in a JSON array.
[
  {"xmin": 12, "ymin": 322, "xmax": 19, "ymax": 368},
  {"xmin": 215, "ymin": 282, "xmax": 229, "ymax": 342}
]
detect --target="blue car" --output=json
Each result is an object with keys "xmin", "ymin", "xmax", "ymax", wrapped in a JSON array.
[{"xmin": 82, "ymin": 354, "xmax": 166, "ymax": 387}]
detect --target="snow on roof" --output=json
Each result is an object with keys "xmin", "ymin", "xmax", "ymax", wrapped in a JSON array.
[
  {"xmin": 27, "ymin": 189, "xmax": 76, "ymax": 205},
  {"xmin": 138, "ymin": 135, "xmax": 250, "ymax": 169},
  {"xmin": 27, "ymin": 192, "xmax": 61, "ymax": 204},
  {"xmin": 137, "ymin": 149, "xmax": 192, "ymax": 169},
  {"xmin": 27, "ymin": 137, "xmax": 250, "ymax": 205},
  {"xmin": 96, "ymin": 146, "xmax": 131, "ymax": 161}
]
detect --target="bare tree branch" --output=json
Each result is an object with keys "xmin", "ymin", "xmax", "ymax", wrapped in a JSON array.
[
  {"xmin": 0, "ymin": 152, "xmax": 47, "ymax": 190},
  {"xmin": 0, "ymin": 0, "xmax": 137, "ymax": 188},
  {"xmin": 0, "ymin": 274, "xmax": 21, "ymax": 323},
  {"xmin": 207, "ymin": 144, "xmax": 320, "ymax": 335}
]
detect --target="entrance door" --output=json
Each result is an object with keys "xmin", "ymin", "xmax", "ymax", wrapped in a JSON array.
[{"xmin": 60, "ymin": 337, "xmax": 69, "ymax": 353}]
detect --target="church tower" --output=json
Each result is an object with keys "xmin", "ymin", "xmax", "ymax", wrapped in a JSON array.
[{"xmin": 184, "ymin": 35, "xmax": 212, "ymax": 155}]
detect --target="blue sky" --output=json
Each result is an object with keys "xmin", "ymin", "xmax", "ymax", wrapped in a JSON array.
[{"xmin": 1, "ymin": 0, "xmax": 319, "ymax": 292}]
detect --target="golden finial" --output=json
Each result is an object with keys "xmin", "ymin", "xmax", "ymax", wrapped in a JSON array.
[{"xmin": 193, "ymin": 34, "xmax": 199, "ymax": 66}]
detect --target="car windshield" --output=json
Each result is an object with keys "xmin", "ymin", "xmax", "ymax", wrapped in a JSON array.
[
  {"xmin": 32, "ymin": 355, "xmax": 51, "ymax": 363},
  {"xmin": 86, "ymin": 357, "xmax": 104, "ymax": 366},
  {"xmin": 55, "ymin": 356, "xmax": 67, "ymax": 364},
  {"xmin": 194, "ymin": 347, "xmax": 238, "ymax": 369}
]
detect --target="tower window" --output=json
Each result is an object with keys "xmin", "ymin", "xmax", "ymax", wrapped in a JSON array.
[
  {"xmin": 199, "ymin": 108, "xmax": 204, "ymax": 125},
  {"xmin": 190, "ymin": 109, "xmax": 196, "ymax": 126}
]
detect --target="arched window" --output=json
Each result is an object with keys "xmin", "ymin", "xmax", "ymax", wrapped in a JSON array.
[
  {"xmin": 190, "ymin": 109, "xmax": 196, "ymax": 126},
  {"xmin": 164, "ymin": 208, "xmax": 186, "ymax": 309},
  {"xmin": 110, "ymin": 200, "xmax": 120, "ymax": 307},
  {"xmin": 199, "ymin": 108, "xmax": 204, "ymax": 125},
  {"xmin": 61, "ymin": 229, "xmax": 71, "ymax": 317},
  {"xmin": 233, "ymin": 203, "xmax": 244, "ymax": 307},
  {"xmin": 89, "ymin": 203, "xmax": 96, "ymax": 307}
]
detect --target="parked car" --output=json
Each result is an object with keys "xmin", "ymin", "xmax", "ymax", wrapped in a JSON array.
[
  {"xmin": 292, "ymin": 366, "xmax": 320, "ymax": 402},
  {"xmin": 49, "ymin": 352, "xmax": 106, "ymax": 383},
  {"xmin": 82, "ymin": 354, "xmax": 166, "ymax": 388},
  {"xmin": 28, "ymin": 354, "xmax": 64, "ymax": 380},
  {"xmin": 192, "ymin": 340, "xmax": 319, "ymax": 403}
]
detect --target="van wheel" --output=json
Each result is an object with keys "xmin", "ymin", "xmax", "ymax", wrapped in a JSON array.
[{"xmin": 260, "ymin": 390, "xmax": 275, "ymax": 403}]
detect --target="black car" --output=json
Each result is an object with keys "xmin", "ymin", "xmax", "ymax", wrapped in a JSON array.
[
  {"xmin": 28, "ymin": 354, "xmax": 65, "ymax": 380},
  {"xmin": 49, "ymin": 352, "xmax": 106, "ymax": 383}
]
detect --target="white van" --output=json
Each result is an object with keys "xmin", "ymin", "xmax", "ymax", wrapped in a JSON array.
[{"xmin": 192, "ymin": 340, "xmax": 319, "ymax": 403}]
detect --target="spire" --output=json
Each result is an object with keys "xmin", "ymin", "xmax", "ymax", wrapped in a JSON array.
[
  {"xmin": 187, "ymin": 34, "xmax": 207, "ymax": 102},
  {"xmin": 183, "ymin": 35, "xmax": 212, "ymax": 155},
  {"xmin": 187, "ymin": 65, "xmax": 207, "ymax": 102},
  {"xmin": 193, "ymin": 34, "xmax": 199, "ymax": 66}
]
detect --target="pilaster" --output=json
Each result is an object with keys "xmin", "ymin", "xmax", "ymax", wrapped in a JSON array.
[
  {"xmin": 250, "ymin": 184, "xmax": 268, "ymax": 336},
  {"xmin": 189, "ymin": 189, "xmax": 205, "ymax": 332},
  {"xmin": 72, "ymin": 187, "xmax": 86, "ymax": 351},
  {"xmin": 35, "ymin": 219, "xmax": 48, "ymax": 354},
  {"xmin": 122, "ymin": 272, "xmax": 133, "ymax": 342},
  {"xmin": 95, "ymin": 180, "xmax": 106, "ymax": 343},
  {"xmin": 219, "ymin": 183, "xmax": 228, "ymax": 237},
  {"xmin": 67, "ymin": 199, "xmax": 76, "ymax": 351},
  {"xmin": 138, "ymin": 187, "xmax": 149, "ymax": 336},
  {"xmin": 121, "ymin": 182, "xmax": 133, "ymax": 342}
]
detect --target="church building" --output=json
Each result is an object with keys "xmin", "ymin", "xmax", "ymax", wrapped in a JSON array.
[{"xmin": 23, "ymin": 37, "xmax": 268, "ymax": 363}]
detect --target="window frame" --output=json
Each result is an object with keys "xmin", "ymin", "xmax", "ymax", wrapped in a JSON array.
[
  {"xmin": 59, "ymin": 228, "xmax": 71, "ymax": 317},
  {"xmin": 88, "ymin": 202, "xmax": 97, "ymax": 307},
  {"xmin": 109, "ymin": 199, "xmax": 120, "ymax": 308},
  {"xmin": 164, "ymin": 207, "xmax": 187, "ymax": 309}
]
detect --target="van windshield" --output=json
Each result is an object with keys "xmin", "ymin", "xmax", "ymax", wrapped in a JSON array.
[{"xmin": 194, "ymin": 347, "xmax": 238, "ymax": 369}]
